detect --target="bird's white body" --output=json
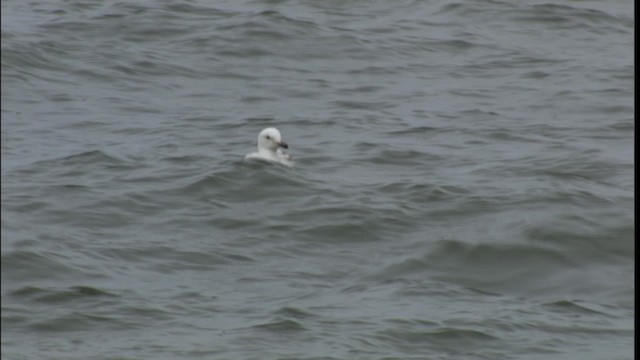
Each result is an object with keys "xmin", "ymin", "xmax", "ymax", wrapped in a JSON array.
[{"xmin": 245, "ymin": 127, "xmax": 294, "ymax": 167}]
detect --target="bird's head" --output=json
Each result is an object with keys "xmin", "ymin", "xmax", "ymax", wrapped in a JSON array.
[{"xmin": 258, "ymin": 127, "xmax": 288, "ymax": 151}]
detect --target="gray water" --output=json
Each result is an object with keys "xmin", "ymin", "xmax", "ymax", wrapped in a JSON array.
[{"xmin": 1, "ymin": 0, "xmax": 634, "ymax": 359}]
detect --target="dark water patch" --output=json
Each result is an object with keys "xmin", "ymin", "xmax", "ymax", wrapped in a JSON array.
[
  {"xmin": 240, "ymin": 95, "xmax": 279, "ymax": 103},
  {"xmin": 283, "ymin": 203, "xmax": 415, "ymax": 244},
  {"xmin": 448, "ymin": 88, "xmax": 497, "ymax": 99},
  {"xmin": 384, "ymin": 318, "xmax": 441, "ymax": 328},
  {"xmin": 367, "ymin": 149, "xmax": 440, "ymax": 166},
  {"xmin": 542, "ymin": 300, "xmax": 616, "ymax": 318},
  {"xmin": 512, "ymin": 149, "xmax": 627, "ymax": 185},
  {"xmin": 385, "ymin": 125, "xmax": 439, "ymax": 136},
  {"xmin": 28, "ymin": 312, "xmax": 130, "ymax": 332},
  {"xmin": 427, "ymin": 39, "xmax": 478, "ymax": 53},
  {"xmin": 98, "ymin": 245, "xmax": 254, "ymax": 271},
  {"xmin": 108, "ymin": 59, "xmax": 204, "ymax": 79},
  {"xmin": 455, "ymin": 108, "xmax": 500, "ymax": 117},
  {"xmin": 34, "ymin": 202, "xmax": 139, "ymax": 230},
  {"xmin": 459, "ymin": 56, "xmax": 567, "ymax": 77},
  {"xmin": 80, "ymin": 191, "xmax": 170, "ymax": 220},
  {"xmin": 174, "ymin": 165, "xmax": 311, "ymax": 204},
  {"xmin": 346, "ymin": 65, "xmax": 405, "ymax": 75},
  {"xmin": 292, "ymin": 221, "xmax": 388, "ymax": 243},
  {"xmin": 284, "ymin": 202, "xmax": 409, "ymax": 223},
  {"xmin": 252, "ymin": 318, "xmax": 307, "ymax": 332},
  {"xmin": 435, "ymin": 2, "xmax": 495, "ymax": 17},
  {"xmin": 241, "ymin": 28, "xmax": 293, "ymax": 41},
  {"xmin": 1, "ymin": 313, "xmax": 29, "ymax": 328},
  {"xmin": 159, "ymin": 154, "xmax": 210, "ymax": 165},
  {"xmin": 607, "ymin": 119, "xmax": 634, "ymax": 132},
  {"xmin": 335, "ymin": 85, "xmax": 384, "ymax": 95},
  {"xmin": 1, "ymin": 40, "xmax": 80, "ymax": 76},
  {"xmin": 9, "ymin": 285, "xmax": 117, "ymax": 304},
  {"xmin": 116, "ymin": 305, "xmax": 174, "ymax": 322},
  {"xmin": 422, "ymin": 196, "xmax": 505, "ymax": 220},
  {"xmin": 39, "ymin": 4, "xmax": 198, "ymax": 41},
  {"xmin": 332, "ymin": 100, "xmax": 392, "ymax": 111},
  {"xmin": 12, "ymin": 150, "xmax": 133, "ymax": 177},
  {"xmin": 162, "ymin": 3, "xmax": 236, "ymax": 18},
  {"xmin": 520, "ymin": 70, "xmax": 551, "ymax": 79},
  {"xmin": 379, "ymin": 240, "xmax": 585, "ymax": 298},
  {"xmin": 389, "ymin": 279, "xmax": 469, "ymax": 298},
  {"xmin": 483, "ymin": 129, "xmax": 551, "ymax": 143},
  {"xmin": 1, "ymin": 251, "xmax": 100, "ymax": 282},
  {"xmin": 273, "ymin": 306, "xmax": 317, "ymax": 319},
  {"xmin": 205, "ymin": 217, "xmax": 263, "ymax": 231},
  {"xmin": 585, "ymin": 104, "xmax": 634, "ymax": 114},
  {"xmin": 2, "ymin": 199, "xmax": 50, "ymax": 214},
  {"xmin": 523, "ymin": 221, "xmax": 633, "ymax": 263},
  {"xmin": 510, "ymin": 3, "xmax": 632, "ymax": 33},
  {"xmin": 372, "ymin": 182, "xmax": 469, "ymax": 204},
  {"xmin": 532, "ymin": 323, "xmax": 634, "ymax": 337},
  {"xmin": 374, "ymin": 326, "xmax": 500, "ymax": 355}
]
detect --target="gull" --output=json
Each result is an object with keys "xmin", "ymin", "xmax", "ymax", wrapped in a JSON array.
[{"xmin": 245, "ymin": 127, "xmax": 294, "ymax": 167}]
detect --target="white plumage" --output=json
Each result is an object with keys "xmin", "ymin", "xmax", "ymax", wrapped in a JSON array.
[{"xmin": 245, "ymin": 127, "xmax": 294, "ymax": 167}]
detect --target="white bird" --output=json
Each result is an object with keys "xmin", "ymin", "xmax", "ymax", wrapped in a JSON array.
[{"xmin": 245, "ymin": 127, "xmax": 294, "ymax": 167}]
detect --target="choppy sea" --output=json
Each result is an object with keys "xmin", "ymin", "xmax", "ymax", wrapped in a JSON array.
[{"xmin": 1, "ymin": 0, "xmax": 634, "ymax": 359}]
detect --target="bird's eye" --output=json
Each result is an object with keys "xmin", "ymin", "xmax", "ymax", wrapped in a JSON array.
[{"xmin": 266, "ymin": 136, "xmax": 271, "ymax": 140}]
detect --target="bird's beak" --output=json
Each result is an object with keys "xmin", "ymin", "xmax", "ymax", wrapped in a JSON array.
[{"xmin": 279, "ymin": 141, "xmax": 288, "ymax": 149}]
